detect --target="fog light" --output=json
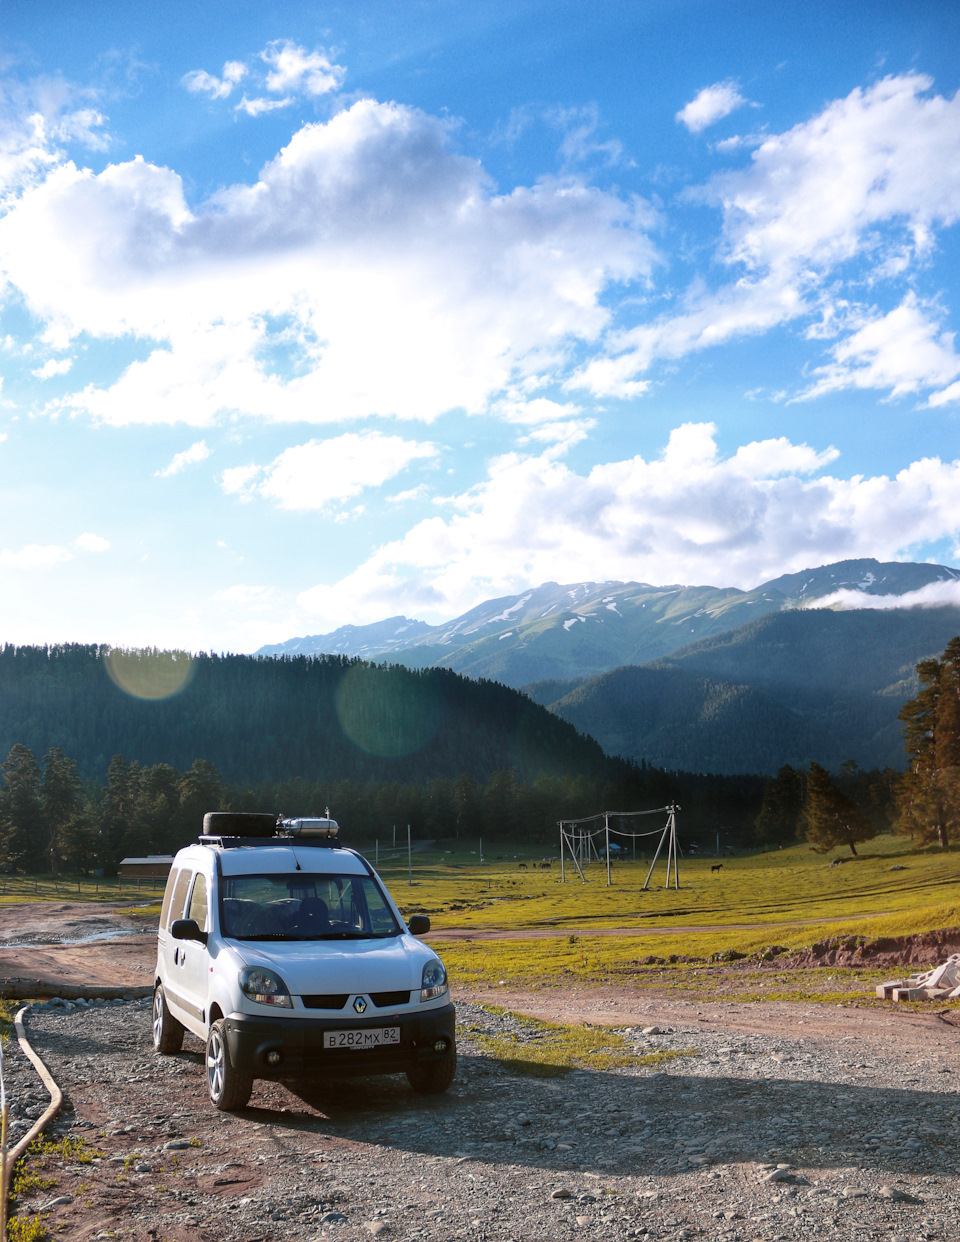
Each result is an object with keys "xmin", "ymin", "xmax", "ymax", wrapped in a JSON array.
[
  {"xmin": 266, "ymin": 1049, "xmax": 282, "ymax": 1066},
  {"xmin": 433, "ymin": 1038, "xmax": 448, "ymax": 1054}
]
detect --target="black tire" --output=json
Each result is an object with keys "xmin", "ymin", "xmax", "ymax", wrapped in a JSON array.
[
  {"xmin": 406, "ymin": 1051, "xmax": 457, "ymax": 1094},
  {"xmin": 202, "ymin": 811, "xmax": 277, "ymax": 837},
  {"xmin": 152, "ymin": 984, "xmax": 184, "ymax": 1054},
  {"xmin": 206, "ymin": 1018, "xmax": 253, "ymax": 1111}
]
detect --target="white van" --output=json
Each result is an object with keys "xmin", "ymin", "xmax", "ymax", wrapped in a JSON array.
[{"xmin": 153, "ymin": 812, "xmax": 455, "ymax": 1110}]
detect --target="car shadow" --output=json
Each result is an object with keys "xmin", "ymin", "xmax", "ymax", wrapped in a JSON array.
[{"xmin": 216, "ymin": 1052, "xmax": 960, "ymax": 1180}]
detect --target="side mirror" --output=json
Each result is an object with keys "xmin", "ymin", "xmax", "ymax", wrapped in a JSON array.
[
  {"xmin": 171, "ymin": 918, "xmax": 208, "ymax": 945},
  {"xmin": 408, "ymin": 914, "xmax": 430, "ymax": 936}
]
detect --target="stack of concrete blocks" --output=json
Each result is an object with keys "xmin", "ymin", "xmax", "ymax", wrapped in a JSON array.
[{"xmin": 875, "ymin": 953, "xmax": 960, "ymax": 1002}]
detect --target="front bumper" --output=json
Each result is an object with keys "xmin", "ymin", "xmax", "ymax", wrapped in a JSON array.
[{"xmin": 224, "ymin": 1001, "xmax": 456, "ymax": 1080}]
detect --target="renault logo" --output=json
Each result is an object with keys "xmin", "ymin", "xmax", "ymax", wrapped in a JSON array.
[{"xmin": 353, "ymin": 996, "xmax": 367, "ymax": 1014}]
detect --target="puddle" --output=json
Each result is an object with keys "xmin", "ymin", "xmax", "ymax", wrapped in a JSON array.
[{"xmin": 0, "ymin": 929, "xmax": 144, "ymax": 948}]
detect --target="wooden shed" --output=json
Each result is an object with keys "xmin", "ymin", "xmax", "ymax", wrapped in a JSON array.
[{"xmin": 119, "ymin": 854, "xmax": 175, "ymax": 879}]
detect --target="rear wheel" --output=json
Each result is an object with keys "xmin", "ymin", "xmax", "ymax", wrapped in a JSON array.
[
  {"xmin": 406, "ymin": 1051, "xmax": 456, "ymax": 1094},
  {"xmin": 152, "ymin": 985, "xmax": 184, "ymax": 1054},
  {"xmin": 206, "ymin": 1018, "xmax": 253, "ymax": 1111}
]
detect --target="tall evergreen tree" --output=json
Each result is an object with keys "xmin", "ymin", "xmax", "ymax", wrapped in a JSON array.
[
  {"xmin": 753, "ymin": 765, "xmax": 804, "ymax": 845},
  {"xmin": 897, "ymin": 637, "xmax": 960, "ymax": 849},
  {"xmin": 0, "ymin": 744, "xmax": 45, "ymax": 871},
  {"xmin": 804, "ymin": 761, "xmax": 875, "ymax": 856},
  {"xmin": 42, "ymin": 747, "xmax": 83, "ymax": 874}
]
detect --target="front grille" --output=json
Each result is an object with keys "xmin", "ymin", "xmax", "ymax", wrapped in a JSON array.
[
  {"xmin": 371, "ymin": 990, "xmax": 411, "ymax": 1008},
  {"xmin": 301, "ymin": 994, "xmax": 349, "ymax": 1009}
]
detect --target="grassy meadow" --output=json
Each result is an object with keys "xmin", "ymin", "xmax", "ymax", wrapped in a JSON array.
[
  {"xmin": 375, "ymin": 833, "xmax": 960, "ymax": 1005},
  {"xmin": 2, "ymin": 832, "xmax": 957, "ymax": 1007}
]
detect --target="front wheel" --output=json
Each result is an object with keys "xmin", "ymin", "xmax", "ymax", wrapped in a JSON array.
[
  {"xmin": 206, "ymin": 1018, "xmax": 253, "ymax": 1111},
  {"xmin": 406, "ymin": 1051, "xmax": 456, "ymax": 1094},
  {"xmin": 152, "ymin": 985, "xmax": 184, "ymax": 1054}
]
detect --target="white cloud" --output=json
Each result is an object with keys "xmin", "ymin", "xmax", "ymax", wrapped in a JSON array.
[
  {"xmin": 0, "ymin": 543, "xmax": 72, "ymax": 568},
  {"xmin": 809, "ymin": 579, "xmax": 960, "ymax": 612},
  {"xmin": 800, "ymin": 294, "xmax": 960, "ymax": 400},
  {"xmin": 0, "ymin": 81, "xmax": 109, "ymax": 203},
  {"xmin": 220, "ymin": 431, "xmax": 439, "ymax": 511},
  {"xmin": 261, "ymin": 40, "xmax": 345, "ymax": 98},
  {"xmin": 576, "ymin": 73, "xmax": 960, "ymax": 400},
  {"xmin": 183, "ymin": 42, "xmax": 342, "ymax": 112},
  {"xmin": 31, "ymin": 356, "xmax": 73, "ymax": 379},
  {"xmin": 212, "ymin": 583, "xmax": 275, "ymax": 605},
  {"xmin": 0, "ymin": 99, "xmax": 654, "ymax": 427},
  {"xmin": 295, "ymin": 424, "xmax": 960, "ymax": 627},
  {"xmin": 155, "ymin": 439, "xmax": 212, "ymax": 477},
  {"xmin": 387, "ymin": 485, "xmax": 430, "ymax": 504},
  {"xmin": 182, "ymin": 62, "xmax": 247, "ymax": 100},
  {"xmin": 74, "ymin": 532, "xmax": 110, "ymax": 553},
  {"xmin": 676, "ymin": 82, "xmax": 748, "ymax": 133},
  {"xmin": 235, "ymin": 95, "xmax": 295, "ymax": 118}
]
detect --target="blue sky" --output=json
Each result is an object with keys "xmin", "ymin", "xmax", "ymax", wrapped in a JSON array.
[{"xmin": 1, "ymin": 0, "xmax": 959, "ymax": 651}]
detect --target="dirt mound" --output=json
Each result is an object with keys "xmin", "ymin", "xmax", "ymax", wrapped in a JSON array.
[{"xmin": 782, "ymin": 928, "xmax": 960, "ymax": 969}]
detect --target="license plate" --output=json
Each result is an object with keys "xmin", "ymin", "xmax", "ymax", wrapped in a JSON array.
[{"xmin": 323, "ymin": 1026, "xmax": 400, "ymax": 1050}]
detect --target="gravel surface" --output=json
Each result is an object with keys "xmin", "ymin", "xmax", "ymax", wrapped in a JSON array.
[{"xmin": 5, "ymin": 994, "xmax": 960, "ymax": 1241}]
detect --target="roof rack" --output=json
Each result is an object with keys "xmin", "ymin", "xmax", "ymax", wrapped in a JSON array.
[
  {"xmin": 198, "ymin": 811, "xmax": 341, "ymax": 848},
  {"xmin": 198, "ymin": 834, "xmax": 343, "ymax": 849}
]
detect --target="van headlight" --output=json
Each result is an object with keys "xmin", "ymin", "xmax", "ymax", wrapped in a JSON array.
[
  {"xmin": 420, "ymin": 959, "xmax": 448, "ymax": 1002},
  {"xmin": 240, "ymin": 966, "xmax": 293, "ymax": 1008}
]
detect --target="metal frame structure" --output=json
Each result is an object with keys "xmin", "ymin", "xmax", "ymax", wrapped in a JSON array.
[{"xmin": 558, "ymin": 804, "xmax": 680, "ymax": 889}]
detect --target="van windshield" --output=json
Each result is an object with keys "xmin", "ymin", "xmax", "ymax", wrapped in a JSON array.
[{"xmin": 220, "ymin": 873, "xmax": 402, "ymax": 941}]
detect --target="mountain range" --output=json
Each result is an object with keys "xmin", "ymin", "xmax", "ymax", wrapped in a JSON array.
[{"xmin": 258, "ymin": 559, "xmax": 960, "ymax": 775}]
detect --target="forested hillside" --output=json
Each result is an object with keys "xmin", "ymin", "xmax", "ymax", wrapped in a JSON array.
[
  {"xmin": 0, "ymin": 643, "xmax": 770, "ymax": 870},
  {"xmin": 0, "ymin": 644, "xmax": 612, "ymax": 785},
  {"xmin": 541, "ymin": 608, "xmax": 960, "ymax": 774}
]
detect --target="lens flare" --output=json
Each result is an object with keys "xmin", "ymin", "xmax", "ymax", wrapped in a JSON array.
[
  {"xmin": 334, "ymin": 664, "xmax": 444, "ymax": 758},
  {"xmin": 104, "ymin": 648, "xmax": 196, "ymax": 701}
]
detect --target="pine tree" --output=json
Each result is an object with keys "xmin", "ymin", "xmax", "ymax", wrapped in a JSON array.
[
  {"xmin": 897, "ymin": 637, "xmax": 960, "ymax": 849},
  {"xmin": 754, "ymin": 765, "xmax": 804, "ymax": 845},
  {"xmin": 42, "ymin": 747, "xmax": 83, "ymax": 874},
  {"xmin": 804, "ymin": 761, "xmax": 875, "ymax": 856},
  {"xmin": 0, "ymin": 744, "xmax": 45, "ymax": 871}
]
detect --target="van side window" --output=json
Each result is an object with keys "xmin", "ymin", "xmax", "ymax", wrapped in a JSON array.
[
  {"xmin": 159, "ymin": 868, "xmax": 180, "ymax": 930},
  {"xmin": 167, "ymin": 868, "xmax": 193, "ymax": 929},
  {"xmin": 187, "ymin": 873, "xmax": 209, "ymax": 931}
]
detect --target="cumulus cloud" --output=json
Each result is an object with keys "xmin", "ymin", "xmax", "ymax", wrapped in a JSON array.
[
  {"xmin": 809, "ymin": 579, "xmax": 960, "ymax": 612},
  {"xmin": 800, "ymin": 294, "xmax": 960, "ymax": 400},
  {"xmin": 676, "ymin": 82, "xmax": 748, "ymax": 133},
  {"xmin": 74, "ymin": 532, "xmax": 110, "ymax": 552},
  {"xmin": 181, "ymin": 61, "xmax": 247, "ymax": 100},
  {"xmin": 155, "ymin": 440, "xmax": 212, "ymax": 478},
  {"xmin": 220, "ymin": 430, "xmax": 439, "ymax": 511},
  {"xmin": 183, "ymin": 41, "xmax": 344, "ymax": 115},
  {"xmin": 31, "ymin": 356, "xmax": 73, "ymax": 379},
  {"xmin": 261, "ymin": 40, "xmax": 345, "ymax": 97},
  {"xmin": 295, "ymin": 424, "xmax": 960, "ymax": 627},
  {"xmin": 0, "ymin": 543, "xmax": 73, "ymax": 568},
  {"xmin": 576, "ymin": 73, "xmax": 960, "ymax": 400},
  {"xmin": 0, "ymin": 98, "xmax": 654, "ymax": 427}
]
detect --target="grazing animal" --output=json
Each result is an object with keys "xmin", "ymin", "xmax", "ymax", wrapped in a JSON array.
[
  {"xmin": 518, "ymin": 862, "xmax": 528, "ymax": 870},
  {"xmin": 541, "ymin": 862, "xmax": 551, "ymax": 870},
  {"xmin": 711, "ymin": 863, "xmax": 723, "ymax": 874}
]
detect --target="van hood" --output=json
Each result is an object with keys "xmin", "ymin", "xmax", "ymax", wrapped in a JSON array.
[{"xmin": 230, "ymin": 934, "xmax": 435, "ymax": 996}]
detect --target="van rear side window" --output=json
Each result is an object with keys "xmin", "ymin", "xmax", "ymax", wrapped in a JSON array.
[
  {"xmin": 159, "ymin": 868, "xmax": 180, "ymax": 930},
  {"xmin": 187, "ymin": 873, "xmax": 209, "ymax": 931},
  {"xmin": 166, "ymin": 868, "xmax": 193, "ymax": 929}
]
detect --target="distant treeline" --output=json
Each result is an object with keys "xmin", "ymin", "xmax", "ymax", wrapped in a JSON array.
[{"xmin": 0, "ymin": 742, "xmax": 774, "ymax": 873}]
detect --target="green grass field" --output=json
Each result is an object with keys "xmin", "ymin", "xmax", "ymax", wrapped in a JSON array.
[
  {"xmin": 2, "ymin": 833, "xmax": 957, "ymax": 1007},
  {"xmin": 374, "ymin": 833, "xmax": 960, "ymax": 1004}
]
